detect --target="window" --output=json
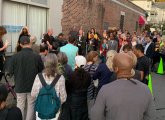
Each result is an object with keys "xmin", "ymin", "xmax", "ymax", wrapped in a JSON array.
[
  {"xmin": 120, "ymin": 15, "xmax": 125, "ymax": 32},
  {"xmin": 103, "ymin": 22, "xmax": 109, "ymax": 31},
  {"xmin": 135, "ymin": 21, "xmax": 138, "ymax": 32},
  {"xmin": 2, "ymin": 1, "xmax": 27, "ymax": 53},
  {"xmin": 2, "ymin": 1, "xmax": 47, "ymax": 53},
  {"xmin": 29, "ymin": 6, "xmax": 47, "ymax": 44}
]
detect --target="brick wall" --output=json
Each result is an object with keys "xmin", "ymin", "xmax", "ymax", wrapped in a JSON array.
[{"xmin": 62, "ymin": 0, "xmax": 146, "ymax": 35}]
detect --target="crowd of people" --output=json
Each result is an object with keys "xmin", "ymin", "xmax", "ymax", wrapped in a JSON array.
[{"xmin": 0, "ymin": 25, "xmax": 164, "ymax": 120}]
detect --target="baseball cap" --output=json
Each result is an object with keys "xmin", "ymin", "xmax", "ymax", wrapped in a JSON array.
[
  {"xmin": 75, "ymin": 56, "xmax": 87, "ymax": 68},
  {"xmin": 0, "ymin": 84, "xmax": 8, "ymax": 102},
  {"xmin": 20, "ymin": 36, "xmax": 30, "ymax": 45}
]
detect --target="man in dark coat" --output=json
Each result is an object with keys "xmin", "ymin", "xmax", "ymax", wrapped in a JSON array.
[{"xmin": 9, "ymin": 36, "xmax": 44, "ymax": 120}]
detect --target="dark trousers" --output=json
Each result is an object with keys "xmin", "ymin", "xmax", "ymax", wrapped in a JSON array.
[
  {"xmin": 0, "ymin": 56, "xmax": 4, "ymax": 80},
  {"xmin": 59, "ymin": 93, "xmax": 89, "ymax": 120}
]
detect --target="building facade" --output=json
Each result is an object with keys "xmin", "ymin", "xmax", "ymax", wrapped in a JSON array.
[
  {"xmin": 62, "ymin": 0, "xmax": 146, "ymax": 36},
  {"xmin": 131, "ymin": 0, "xmax": 165, "ymax": 24},
  {"xmin": 0, "ymin": 0, "xmax": 63, "ymax": 53},
  {"xmin": 151, "ymin": 2, "xmax": 165, "ymax": 24},
  {"xmin": 131, "ymin": 0, "xmax": 153, "ymax": 22}
]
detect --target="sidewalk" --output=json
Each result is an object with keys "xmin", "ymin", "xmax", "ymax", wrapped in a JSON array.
[{"xmin": 152, "ymin": 73, "xmax": 165, "ymax": 120}]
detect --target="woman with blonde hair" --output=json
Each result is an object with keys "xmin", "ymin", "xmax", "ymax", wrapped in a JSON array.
[{"xmin": 106, "ymin": 50, "xmax": 117, "ymax": 71}]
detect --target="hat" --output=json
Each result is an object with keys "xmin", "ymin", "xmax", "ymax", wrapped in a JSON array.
[
  {"xmin": 0, "ymin": 84, "xmax": 8, "ymax": 102},
  {"xmin": 20, "ymin": 36, "xmax": 30, "ymax": 45},
  {"xmin": 75, "ymin": 56, "xmax": 87, "ymax": 68}
]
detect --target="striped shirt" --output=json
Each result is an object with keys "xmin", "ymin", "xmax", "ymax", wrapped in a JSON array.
[{"xmin": 83, "ymin": 64, "xmax": 98, "ymax": 100}]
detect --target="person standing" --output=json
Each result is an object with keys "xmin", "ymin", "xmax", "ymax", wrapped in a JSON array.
[
  {"xmin": 30, "ymin": 36, "xmax": 40, "ymax": 54},
  {"xmin": 9, "ymin": 36, "xmax": 44, "ymax": 120},
  {"xmin": 87, "ymin": 28, "xmax": 99, "ymax": 51},
  {"xmin": 43, "ymin": 28, "xmax": 55, "ymax": 50},
  {"xmin": 39, "ymin": 44, "xmax": 48, "ymax": 63},
  {"xmin": 133, "ymin": 44, "xmax": 150, "ymax": 85},
  {"xmin": 69, "ymin": 26, "xmax": 79, "ymax": 39},
  {"xmin": 59, "ymin": 56, "xmax": 90, "ymax": 120},
  {"xmin": 91, "ymin": 53, "xmax": 156, "ymax": 120},
  {"xmin": 106, "ymin": 50, "xmax": 117, "ymax": 81},
  {"xmin": 60, "ymin": 36, "xmax": 78, "ymax": 70},
  {"xmin": 144, "ymin": 35, "xmax": 155, "ymax": 71},
  {"xmin": 83, "ymin": 51, "xmax": 98, "ymax": 119},
  {"xmin": 57, "ymin": 52, "xmax": 73, "ymax": 81},
  {"xmin": 100, "ymin": 38, "xmax": 108, "ymax": 63},
  {"xmin": 144, "ymin": 35, "xmax": 155, "ymax": 59},
  {"xmin": 107, "ymin": 33, "xmax": 118, "ymax": 52},
  {"xmin": 0, "ymin": 26, "xmax": 8, "ymax": 80},
  {"xmin": 55, "ymin": 33, "xmax": 67, "ymax": 48},
  {"xmin": 16, "ymin": 26, "xmax": 30, "ymax": 52},
  {"xmin": 31, "ymin": 53, "xmax": 67, "ymax": 120},
  {"xmin": 76, "ymin": 29, "xmax": 86, "ymax": 56}
]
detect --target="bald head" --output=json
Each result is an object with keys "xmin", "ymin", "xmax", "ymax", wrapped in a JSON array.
[
  {"xmin": 113, "ymin": 53, "xmax": 133, "ymax": 78},
  {"xmin": 48, "ymin": 28, "xmax": 53, "ymax": 36}
]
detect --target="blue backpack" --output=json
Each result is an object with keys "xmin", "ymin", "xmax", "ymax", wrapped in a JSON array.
[{"xmin": 35, "ymin": 73, "xmax": 61, "ymax": 119}]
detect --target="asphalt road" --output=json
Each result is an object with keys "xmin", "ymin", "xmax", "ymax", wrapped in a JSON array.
[{"xmin": 152, "ymin": 73, "xmax": 165, "ymax": 120}]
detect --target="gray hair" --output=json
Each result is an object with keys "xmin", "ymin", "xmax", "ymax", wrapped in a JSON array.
[
  {"xmin": 44, "ymin": 53, "xmax": 58, "ymax": 77},
  {"xmin": 57, "ymin": 52, "xmax": 68, "ymax": 65}
]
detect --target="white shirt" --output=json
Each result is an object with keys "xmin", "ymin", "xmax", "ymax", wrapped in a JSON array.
[{"xmin": 144, "ymin": 42, "xmax": 152, "ymax": 55}]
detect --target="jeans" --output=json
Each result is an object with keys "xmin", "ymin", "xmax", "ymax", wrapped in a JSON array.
[{"xmin": 16, "ymin": 93, "xmax": 36, "ymax": 120}]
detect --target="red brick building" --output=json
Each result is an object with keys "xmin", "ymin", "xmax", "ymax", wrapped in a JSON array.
[{"xmin": 62, "ymin": 0, "xmax": 146, "ymax": 35}]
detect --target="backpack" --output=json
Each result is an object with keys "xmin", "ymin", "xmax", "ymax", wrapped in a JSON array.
[{"xmin": 35, "ymin": 73, "xmax": 61, "ymax": 119}]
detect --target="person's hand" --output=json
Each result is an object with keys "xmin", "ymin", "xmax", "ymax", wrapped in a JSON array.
[
  {"xmin": 46, "ymin": 41, "xmax": 50, "ymax": 46},
  {"xmin": 4, "ymin": 40, "xmax": 9, "ymax": 49},
  {"xmin": 49, "ymin": 45, "xmax": 52, "ymax": 50}
]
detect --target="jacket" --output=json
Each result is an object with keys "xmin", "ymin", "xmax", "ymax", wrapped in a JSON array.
[
  {"xmin": 9, "ymin": 48, "xmax": 44, "ymax": 93},
  {"xmin": 145, "ymin": 42, "xmax": 155, "ymax": 59},
  {"xmin": 107, "ymin": 40, "xmax": 118, "ymax": 51},
  {"xmin": 91, "ymin": 79, "xmax": 156, "ymax": 120}
]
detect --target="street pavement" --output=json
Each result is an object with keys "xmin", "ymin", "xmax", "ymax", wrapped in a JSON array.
[
  {"xmin": 1, "ymin": 72, "xmax": 165, "ymax": 119},
  {"xmin": 152, "ymin": 73, "xmax": 165, "ymax": 120}
]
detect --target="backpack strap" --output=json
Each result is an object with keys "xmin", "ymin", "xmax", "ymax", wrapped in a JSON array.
[
  {"xmin": 50, "ymin": 74, "xmax": 61, "ymax": 89},
  {"xmin": 38, "ymin": 73, "xmax": 47, "ymax": 87},
  {"xmin": 38, "ymin": 73, "xmax": 61, "ymax": 88}
]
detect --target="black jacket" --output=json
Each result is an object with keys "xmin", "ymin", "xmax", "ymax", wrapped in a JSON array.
[
  {"xmin": 146, "ymin": 42, "xmax": 155, "ymax": 59},
  {"xmin": 43, "ymin": 33, "xmax": 55, "ymax": 45},
  {"xmin": 59, "ymin": 69, "xmax": 90, "ymax": 120},
  {"xmin": 9, "ymin": 48, "xmax": 44, "ymax": 93}
]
